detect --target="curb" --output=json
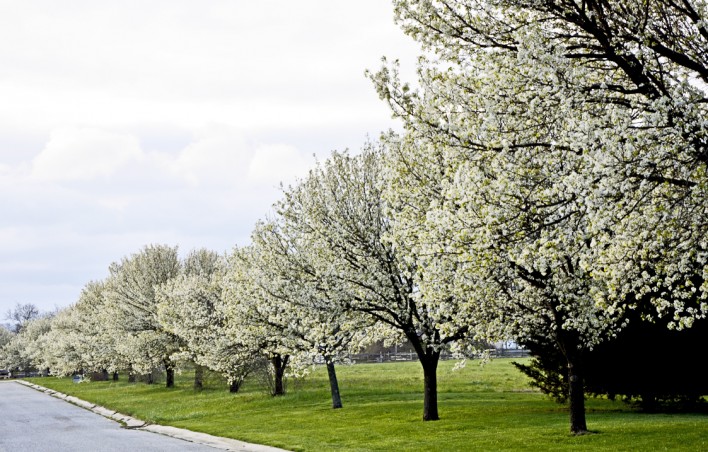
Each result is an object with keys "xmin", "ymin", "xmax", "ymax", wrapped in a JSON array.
[{"xmin": 16, "ymin": 380, "xmax": 290, "ymax": 452}]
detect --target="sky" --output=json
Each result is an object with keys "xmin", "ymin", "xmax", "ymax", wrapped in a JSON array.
[{"xmin": 0, "ymin": 1, "xmax": 421, "ymax": 314}]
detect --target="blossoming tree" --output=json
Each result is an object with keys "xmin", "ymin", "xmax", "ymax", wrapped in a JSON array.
[
  {"xmin": 103, "ymin": 244, "xmax": 182, "ymax": 387},
  {"xmin": 157, "ymin": 249, "xmax": 255, "ymax": 392},
  {"xmin": 228, "ymin": 218, "xmax": 374, "ymax": 409},
  {"xmin": 268, "ymin": 144, "xmax": 485, "ymax": 420},
  {"xmin": 369, "ymin": 0, "xmax": 708, "ymax": 434}
]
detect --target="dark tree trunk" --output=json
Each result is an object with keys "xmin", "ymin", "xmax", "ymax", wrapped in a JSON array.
[
  {"xmin": 101, "ymin": 369, "xmax": 109, "ymax": 381},
  {"xmin": 166, "ymin": 366, "xmax": 175, "ymax": 388},
  {"xmin": 565, "ymin": 349, "xmax": 588, "ymax": 434},
  {"xmin": 407, "ymin": 332, "xmax": 441, "ymax": 421},
  {"xmin": 421, "ymin": 353, "xmax": 440, "ymax": 421},
  {"xmin": 146, "ymin": 372, "xmax": 154, "ymax": 384},
  {"xmin": 552, "ymin": 294, "xmax": 590, "ymax": 435},
  {"xmin": 557, "ymin": 328, "xmax": 588, "ymax": 435},
  {"xmin": 229, "ymin": 378, "xmax": 243, "ymax": 393},
  {"xmin": 325, "ymin": 358, "xmax": 343, "ymax": 409},
  {"xmin": 112, "ymin": 372, "xmax": 119, "ymax": 381},
  {"xmin": 128, "ymin": 365, "xmax": 136, "ymax": 383},
  {"xmin": 193, "ymin": 364, "xmax": 204, "ymax": 390},
  {"xmin": 271, "ymin": 354, "xmax": 289, "ymax": 396}
]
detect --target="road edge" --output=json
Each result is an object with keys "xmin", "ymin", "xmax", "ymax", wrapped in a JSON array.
[{"xmin": 15, "ymin": 380, "xmax": 290, "ymax": 452}]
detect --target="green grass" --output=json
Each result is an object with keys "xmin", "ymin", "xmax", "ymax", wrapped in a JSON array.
[{"xmin": 28, "ymin": 359, "xmax": 708, "ymax": 451}]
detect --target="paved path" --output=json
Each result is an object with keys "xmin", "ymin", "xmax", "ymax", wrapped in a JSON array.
[{"xmin": 0, "ymin": 380, "xmax": 288, "ymax": 452}]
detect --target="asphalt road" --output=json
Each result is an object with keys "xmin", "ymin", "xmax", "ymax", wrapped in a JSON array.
[{"xmin": 0, "ymin": 381, "xmax": 221, "ymax": 452}]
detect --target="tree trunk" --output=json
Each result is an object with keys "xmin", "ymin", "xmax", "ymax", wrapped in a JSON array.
[
  {"xmin": 128, "ymin": 365, "xmax": 136, "ymax": 383},
  {"xmin": 112, "ymin": 372, "xmax": 119, "ymax": 381},
  {"xmin": 554, "ymin": 303, "xmax": 590, "ymax": 435},
  {"xmin": 325, "ymin": 358, "xmax": 343, "ymax": 409},
  {"xmin": 165, "ymin": 366, "xmax": 175, "ymax": 388},
  {"xmin": 193, "ymin": 364, "xmax": 204, "ymax": 390},
  {"xmin": 567, "ymin": 356, "xmax": 588, "ymax": 434},
  {"xmin": 229, "ymin": 378, "xmax": 243, "ymax": 393},
  {"xmin": 271, "ymin": 354, "xmax": 289, "ymax": 396},
  {"xmin": 407, "ymin": 333, "xmax": 441, "ymax": 421},
  {"xmin": 640, "ymin": 392, "xmax": 658, "ymax": 412},
  {"xmin": 421, "ymin": 353, "xmax": 440, "ymax": 421}
]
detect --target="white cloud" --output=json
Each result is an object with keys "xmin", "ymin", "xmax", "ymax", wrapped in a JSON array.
[
  {"xmin": 0, "ymin": 1, "xmax": 420, "ymax": 132},
  {"xmin": 248, "ymin": 143, "xmax": 313, "ymax": 187},
  {"xmin": 170, "ymin": 126, "xmax": 253, "ymax": 188},
  {"xmin": 31, "ymin": 127, "xmax": 143, "ymax": 182}
]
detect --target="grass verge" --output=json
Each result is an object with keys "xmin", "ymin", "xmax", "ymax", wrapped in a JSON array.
[{"xmin": 28, "ymin": 359, "xmax": 707, "ymax": 451}]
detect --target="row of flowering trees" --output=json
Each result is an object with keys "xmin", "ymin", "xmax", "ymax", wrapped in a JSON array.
[
  {"xmin": 0, "ymin": 144, "xmax": 489, "ymax": 421},
  {"xmin": 0, "ymin": 245, "xmax": 373, "ymax": 401},
  {"xmin": 2, "ymin": 0, "xmax": 707, "ymax": 435}
]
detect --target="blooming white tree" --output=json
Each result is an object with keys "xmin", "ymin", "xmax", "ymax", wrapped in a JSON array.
[
  {"xmin": 157, "ymin": 249, "xmax": 255, "ymax": 392},
  {"xmin": 34, "ymin": 280, "xmax": 128, "ymax": 378},
  {"xmin": 229, "ymin": 219, "xmax": 374, "ymax": 408},
  {"xmin": 267, "ymin": 144, "xmax": 485, "ymax": 420},
  {"xmin": 223, "ymin": 245, "xmax": 310, "ymax": 397},
  {"xmin": 0, "ymin": 315, "xmax": 53, "ymax": 374},
  {"xmin": 377, "ymin": 120, "xmax": 612, "ymax": 433},
  {"xmin": 77, "ymin": 280, "xmax": 128, "ymax": 377},
  {"xmin": 369, "ymin": 0, "xmax": 708, "ymax": 434},
  {"xmin": 31, "ymin": 306, "xmax": 84, "ymax": 377},
  {"xmin": 0, "ymin": 327, "xmax": 12, "ymax": 349},
  {"xmin": 0, "ymin": 327, "xmax": 12, "ymax": 373},
  {"xmin": 103, "ymin": 244, "xmax": 182, "ymax": 387}
]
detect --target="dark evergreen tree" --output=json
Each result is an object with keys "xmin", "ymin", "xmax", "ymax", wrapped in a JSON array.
[{"xmin": 515, "ymin": 304, "xmax": 708, "ymax": 411}]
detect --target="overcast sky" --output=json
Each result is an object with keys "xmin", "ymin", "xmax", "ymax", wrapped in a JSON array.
[{"xmin": 0, "ymin": 1, "xmax": 421, "ymax": 314}]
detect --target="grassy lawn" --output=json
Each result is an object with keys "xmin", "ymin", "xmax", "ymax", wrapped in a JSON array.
[{"xmin": 27, "ymin": 358, "xmax": 707, "ymax": 451}]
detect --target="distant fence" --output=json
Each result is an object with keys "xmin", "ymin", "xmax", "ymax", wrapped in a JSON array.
[
  {"xmin": 2, "ymin": 369, "xmax": 48, "ymax": 379},
  {"xmin": 348, "ymin": 348, "xmax": 529, "ymax": 363}
]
